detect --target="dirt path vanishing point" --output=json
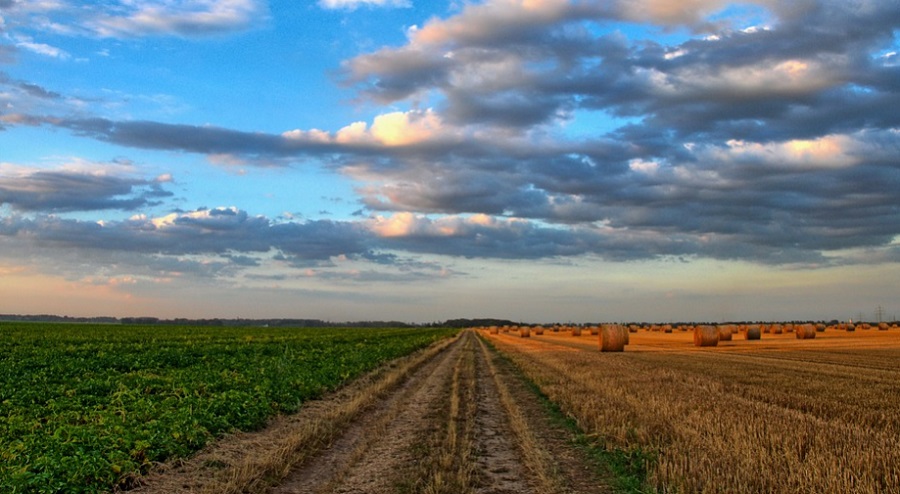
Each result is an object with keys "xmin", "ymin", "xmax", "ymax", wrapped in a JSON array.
[{"xmin": 129, "ymin": 330, "xmax": 611, "ymax": 494}]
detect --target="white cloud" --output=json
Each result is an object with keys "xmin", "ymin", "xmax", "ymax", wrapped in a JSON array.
[
  {"xmin": 369, "ymin": 212, "xmax": 525, "ymax": 238},
  {"xmin": 288, "ymin": 109, "xmax": 452, "ymax": 147},
  {"xmin": 281, "ymin": 128, "xmax": 331, "ymax": 143},
  {"xmin": 14, "ymin": 38, "xmax": 70, "ymax": 59},
  {"xmin": 318, "ymin": 0, "xmax": 411, "ymax": 10},
  {"xmin": 628, "ymin": 159, "xmax": 660, "ymax": 175},
  {"xmin": 369, "ymin": 109, "xmax": 445, "ymax": 146},
  {"xmin": 647, "ymin": 57, "xmax": 845, "ymax": 100},
  {"xmin": 87, "ymin": 0, "xmax": 263, "ymax": 37},
  {"xmin": 719, "ymin": 135, "xmax": 859, "ymax": 169}
]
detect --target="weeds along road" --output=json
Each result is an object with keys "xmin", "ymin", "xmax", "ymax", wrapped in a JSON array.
[{"xmin": 130, "ymin": 329, "xmax": 610, "ymax": 494}]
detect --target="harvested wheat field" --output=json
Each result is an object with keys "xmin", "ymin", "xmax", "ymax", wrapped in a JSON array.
[{"xmin": 483, "ymin": 326, "xmax": 900, "ymax": 493}]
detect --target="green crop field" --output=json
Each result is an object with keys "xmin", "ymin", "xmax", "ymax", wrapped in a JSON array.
[{"xmin": 0, "ymin": 323, "xmax": 457, "ymax": 493}]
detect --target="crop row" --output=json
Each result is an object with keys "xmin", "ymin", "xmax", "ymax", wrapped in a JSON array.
[{"xmin": 0, "ymin": 323, "xmax": 457, "ymax": 494}]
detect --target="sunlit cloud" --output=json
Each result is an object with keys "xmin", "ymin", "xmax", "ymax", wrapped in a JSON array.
[{"xmin": 714, "ymin": 135, "xmax": 859, "ymax": 169}]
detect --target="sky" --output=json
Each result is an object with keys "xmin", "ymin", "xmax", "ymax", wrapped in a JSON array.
[{"xmin": 1, "ymin": 0, "xmax": 899, "ymax": 324}]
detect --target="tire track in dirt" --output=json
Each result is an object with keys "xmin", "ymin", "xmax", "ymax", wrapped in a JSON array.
[
  {"xmin": 271, "ymin": 326, "xmax": 471, "ymax": 493},
  {"xmin": 272, "ymin": 329, "xmax": 535, "ymax": 493},
  {"xmin": 272, "ymin": 330, "xmax": 610, "ymax": 494}
]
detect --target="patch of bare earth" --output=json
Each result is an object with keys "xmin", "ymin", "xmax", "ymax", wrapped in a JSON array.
[{"xmin": 128, "ymin": 330, "xmax": 611, "ymax": 494}]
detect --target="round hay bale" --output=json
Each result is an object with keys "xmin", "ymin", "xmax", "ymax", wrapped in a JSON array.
[
  {"xmin": 744, "ymin": 324, "xmax": 761, "ymax": 340},
  {"xmin": 599, "ymin": 324, "xmax": 627, "ymax": 352},
  {"xmin": 533, "ymin": 326, "xmax": 545, "ymax": 335},
  {"xmin": 815, "ymin": 323, "xmax": 826, "ymax": 332},
  {"xmin": 784, "ymin": 323, "xmax": 794, "ymax": 333},
  {"xmin": 795, "ymin": 323, "xmax": 816, "ymax": 339},
  {"xmin": 878, "ymin": 322, "xmax": 889, "ymax": 331},
  {"xmin": 846, "ymin": 323, "xmax": 856, "ymax": 332},
  {"xmin": 589, "ymin": 326, "xmax": 600, "ymax": 336},
  {"xmin": 662, "ymin": 324, "xmax": 673, "ymax": 333},
  {"xmin": 488, "ymin": 326, "xmax": 499, "ymax": 335},
  {"xmin": 628, "ymin": 325, "xmax": 639, "ymax": 333},
  {"xmin": 519, "ymin": 327, "xmax": 531, "ymax": 338},
  {"xmin": 694, "ymin": 325, "xmax": 719, "ymax": 347},
  {"xmin": 717, "ymin": 325, "xmax": 733, "ymax": 341},
  {"xmin": 770, "ymin": 324, "xmax": 783, "ymax": 335},
  {"xmin": 570, "ymin": 327, "xmax": 582, "ymax": 337}
]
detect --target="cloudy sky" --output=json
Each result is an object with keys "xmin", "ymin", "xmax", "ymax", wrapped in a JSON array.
[{"xmin": 1, "ymin": 0, "xmax": 898, "ymax": 323}]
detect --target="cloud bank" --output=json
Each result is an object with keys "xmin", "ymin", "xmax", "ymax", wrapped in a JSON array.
[{"xmin": 1, "ymin": 0, "xmax": 899, "ymax": 305}]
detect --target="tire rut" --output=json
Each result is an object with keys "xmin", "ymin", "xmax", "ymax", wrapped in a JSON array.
[{"xmin": 271, "ymin": 330, "xmax": 470, "ymax": 494}]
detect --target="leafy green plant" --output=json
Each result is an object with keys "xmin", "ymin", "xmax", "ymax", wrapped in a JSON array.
[{"xmin": 0, "ymin": 323, "xmax": 456, "ymax": 493}]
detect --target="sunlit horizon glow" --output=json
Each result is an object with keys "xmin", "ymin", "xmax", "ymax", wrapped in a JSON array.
[{"xmin": 1, "ymin": 0, "xmax": 898, "ymax": 323}]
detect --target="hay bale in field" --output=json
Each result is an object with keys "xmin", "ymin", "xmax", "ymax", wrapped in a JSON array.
[
  {"xmin": 784, "ymin": 323, "xmax": 794, "ymax": 333},
  {"xmin": 570, "ymin": 327, "xmax": 582, "ymax": 336},
  {"xmin": 533, "ymin": 326, "xmax": 545, "ymax": 335},
  {"xmin": 599, "ymin": 324, "xmax": 627, "ymax": 352},
  {"xmin": 662, "ymin": 324, "xmax": 673, "ymax": 333},
  {"xmin": 846, "ymin": 323, "xmax": 856, "ymax": 332},
  {"xmin": 795, "ymin": 323, "xmax": 816, "ymax": 339},
  {"xmin": 878, "ymin": 322, "xmax": 889, "ymax": 331},
  {"xmin": 519, "ymin": 327, "xmax": 531, "ymax": 338},
  {"xmin": 744, "ymin": 324, "xmax": 761, "ymax": 340},
  {"xmin": 489, "ymin": 326, "xmax": 499, "ymax": 335},
  {"xmin": 589, "ymin": 326, "xmax": 600, "ymax": 336},
  {"xmin": 816, "ymin": 323, "xmax": 826, "ymax": 332},
  {"xmin": 628, "ymin": 325, "xmax": 639, "ymax": 333},
  {"xmin": 694, "ymin": 325, "xmax": 719, "ymax": 347},
  {"xmin": 718, "ymin": 325, "xmax": 733, "ymax": 341},
  {"xmin": 770, "ymin": 324, "xmax": 783, "ymax": 334}
]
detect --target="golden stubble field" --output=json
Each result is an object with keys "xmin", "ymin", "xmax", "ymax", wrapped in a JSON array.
[{"xmin": 482, "ymin": 326, "xmax": 900, "ymax": 493}]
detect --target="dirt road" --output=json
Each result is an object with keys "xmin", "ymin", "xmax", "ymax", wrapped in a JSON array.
[{"xmin": 130, "ymin": 330, "xmax": 610, "ymax": 494}]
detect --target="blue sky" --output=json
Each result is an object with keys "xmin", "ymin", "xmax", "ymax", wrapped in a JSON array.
[{"xmin": 1, "ymin": 0, "xmax": 899, "ymax": 323}]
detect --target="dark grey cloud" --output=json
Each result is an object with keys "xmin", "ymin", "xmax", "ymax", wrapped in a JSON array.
[
  {"xmin": 0, "ymin": 170, "xmax": 171, "ymax": 212},
  {"xmin": 0, "ymin": 208, "xmax": 373, "ymax": 279},
  {"xmin": 0, "ymin": 73, "xmax": 62, "ymax": 100},
  {"xmin": 17, "ymin": 82, "xmax": 61, "ymax": 100}
]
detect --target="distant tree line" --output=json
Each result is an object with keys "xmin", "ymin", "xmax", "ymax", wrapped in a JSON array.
[
  {"xmin": 0, "ymin": 314, "xmax": 415, "ymax": 328},
  {"xmin": 3, "ymin": 314, "xmax": 891, "ymax": 328}
]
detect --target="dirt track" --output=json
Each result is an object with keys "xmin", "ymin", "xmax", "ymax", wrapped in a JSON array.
[{"xmin": 130, "ymin": 330, "xmax": 610, "ymax": 494}]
